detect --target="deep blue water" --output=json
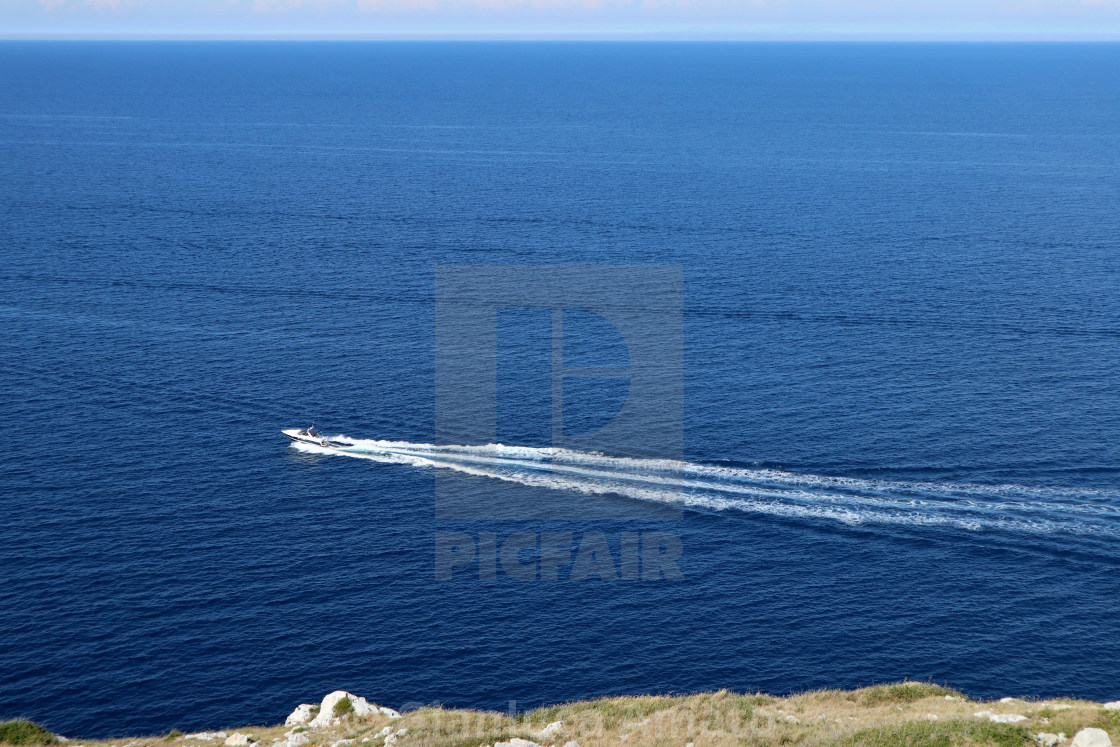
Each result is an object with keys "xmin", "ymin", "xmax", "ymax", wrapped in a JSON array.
[{"xmin": 2, "ymin": 42, "xmax": 1120, "ymax": 738}]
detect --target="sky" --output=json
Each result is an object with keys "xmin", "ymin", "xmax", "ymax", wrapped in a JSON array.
[{"xmin": 3, "ymin": 0, "xmax": 1120, "ymax": 40}]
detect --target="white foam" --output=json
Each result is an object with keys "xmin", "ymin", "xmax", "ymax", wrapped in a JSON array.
[{"xmin": 290, "ymin": 439, "xmax": 1120, "ymax": 536}]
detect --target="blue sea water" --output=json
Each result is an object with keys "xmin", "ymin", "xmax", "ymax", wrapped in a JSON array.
[{"xmin": 2, "ymin": 42, "xmax": 1120, "ymax": 738}]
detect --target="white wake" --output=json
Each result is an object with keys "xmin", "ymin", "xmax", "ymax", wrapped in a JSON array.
[{"xmin": 290, "ymin": 438, "xmax": 1120, "ymax": 536}]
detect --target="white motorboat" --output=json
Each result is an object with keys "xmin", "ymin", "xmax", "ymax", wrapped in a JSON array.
[{"xmin": 282, "ymin": 426, "xmax": 353, "ymax": 449}]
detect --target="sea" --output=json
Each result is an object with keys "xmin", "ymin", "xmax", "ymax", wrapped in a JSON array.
[{"xmin": 1, "ymin": 41, "xmax": 1119, "ymax": 738}]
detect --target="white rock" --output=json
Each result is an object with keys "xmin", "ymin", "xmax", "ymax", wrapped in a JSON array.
[
  {"xmin": 309, "ymin": 691, "xmax": 396, "ymax": 729},
  {"xmin": 309, "ymin": 692, "xmax": 355, "ymax": 728},
  {"xmin": 945, "ymin": 695, "xmax": 958, "ymax": 701},
  {"xmin": 185, "ymin": 734, "xmax": 228, "ymax": 742},
  {"xmin": 783, "ymin": 715, "xmax": 801, "ymax": 724},
  {"xmin": 1104, "ymin": 701, "xmax": 1120, "ymax": 711},
  {"xmin": 1001, "ymin": 697, "xmax": 1018, "ymax": 703},
  {"xmin": 974, "ymin": 711, "xmax": 1027, "ymax": 724},
  {"xmin": 286, "ymin": 705, "xmax": 317, "ymax": 727},
  {"xmin": 562, "ymin": 742, "xmax": 579, "ymax": 747},
  {"xmin": 535, "ymin": 722, "xmax": 563, "ymax": 740},
  {"xmin": 224, "ymin": 734, "xmax": 253, "ymax": 746},
  {"xmin": 374, "ymin": 728, "xmax": 393, "ymax": 738},
  {"xmin": 383, "ymin": 730, "xmax": 408, "ymax": 746},
  {"xmin": 1071, "ymin": 729, "xmax": 1112, "ymax": 747},
  {"xmin": 1054, "ymin": 705, "xmax": 1075, "ymax": 711},
  {"xmin": 494, "ymin": 740, "xmax": 541, "ymax": 747},
  {"xmin": 991, "ymin": 714, "xmax": 1028, "ymax": 724},
  {"xmin": 285, "ymin": 735, "xmax": 308, "ymax": 747},
  {"xmin": 1034, "ymin": 734, "xmax": 1062, "ymax": 747},
  {"xmin": 926, "ymin": 713, "xmax": 939, "ymax": 721}
]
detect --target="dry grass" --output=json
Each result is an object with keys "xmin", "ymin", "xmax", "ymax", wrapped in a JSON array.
[{"xmin": 12, "ymin": 683, "xmax": 1118, "ymax": 747}]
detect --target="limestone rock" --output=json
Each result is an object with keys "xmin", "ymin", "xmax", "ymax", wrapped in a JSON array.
[
  {"xmin": 382, "ymin": 730, "xmax": 408, "ymax": 746},
  {"xmin": 1000, "ymin": 698, "xmax": 1018, "ymax": 703},
  {"xmin": 308, "ymin": 691, "xmax": 397, "ymax": 729},
  {"xmin": 224, "ymin": 734, "xmax": 253, "ymax": 746},
  {"xmin": 991, "ymin": 714, "xmax": 1028, "ymax": 724},
  {"xmin": 1034, "ymin": 734, "xmax": 1065, "ymax": 747},
  {"xmin": 1070, "ymin": 729, "xmax": 1112, "ymax": 747},
  {"xmin": 562, "ymin": 742, "xmax": 579, "ymax": 747},
  {"xmin": 494, "ymin": 740, "xmax": 542, "ymax": 747},
  {"xmin": 1104, "ymin": 702, "xmax": 1120, "ymax": 711},
  {"xmin": 974, "ymin": 711, "xmax": 1026, "ymax": 724},
  {"xmin": 285, "ymin": 734, "xmax": 309, "ymax": 747},
  {"xmin": 184, "ymin": 734, "xmax": 227, "ymax": 742},
  {"xmin": 285, "ymin": 706, "xmax": 317, "ymax": 727}
]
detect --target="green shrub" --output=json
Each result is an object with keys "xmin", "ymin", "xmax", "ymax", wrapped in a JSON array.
[
  {"xmin": 165, "ymin": 730, "xmax": 184, "ymax": 740},
  {"xmin": 857, "ymin": 683, "xmax": 964, "ymax": 705},
  {"xmin": 1094, "ymin": 709, "xmax": 1120, "ymax": 734},
  {"xmin": 334, "ymin": 697, "xmax": 354, "ymax": 717},
  {"xmin": 843, "ymin": 720, "xmax": 1031, "ymax": 747},
  {"xmin": 0, "ymin": 720, "xmax": 56, "ymax": 746}
]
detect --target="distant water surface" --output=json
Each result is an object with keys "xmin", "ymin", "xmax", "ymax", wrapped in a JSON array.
[{"xmin": 1, "ymin": 42, "xmax": 1119, "ymax": 738}]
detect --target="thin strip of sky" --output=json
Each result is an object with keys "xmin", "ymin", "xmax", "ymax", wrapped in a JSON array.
[{"xmin": 3, "ymin": 0, "xmax": 1120, "ymax": 40}]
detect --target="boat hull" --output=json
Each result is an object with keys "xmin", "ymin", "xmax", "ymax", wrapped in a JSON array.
[{"xmin": 282, "ymin": 429, "xmax": 353, "ymax": 449}]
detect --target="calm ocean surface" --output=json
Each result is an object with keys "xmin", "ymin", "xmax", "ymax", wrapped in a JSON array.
[{"xmin": 2, "ymin": 42, "xmax": 1119, "ymax": 738}]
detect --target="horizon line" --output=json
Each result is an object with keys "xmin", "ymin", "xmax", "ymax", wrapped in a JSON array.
[{"xmin": 4, "ymin": 34, "xmax": 1120, "ymax": 42}]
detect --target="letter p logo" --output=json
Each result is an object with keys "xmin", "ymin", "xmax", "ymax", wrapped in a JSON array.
[{"xmin": 434, "ymin": 266, "xmax": 682, "ymax": 520}]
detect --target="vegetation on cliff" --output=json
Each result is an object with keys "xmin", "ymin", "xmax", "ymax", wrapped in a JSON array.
[{"xmin": 4, "ymin": 683, "xmax": 1119, "ymax": 747}]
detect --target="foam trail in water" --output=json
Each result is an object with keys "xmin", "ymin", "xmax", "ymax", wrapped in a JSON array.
[{"xmin": 290, "ymin": 439, "xmax": 1120, "ymax": 536}]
